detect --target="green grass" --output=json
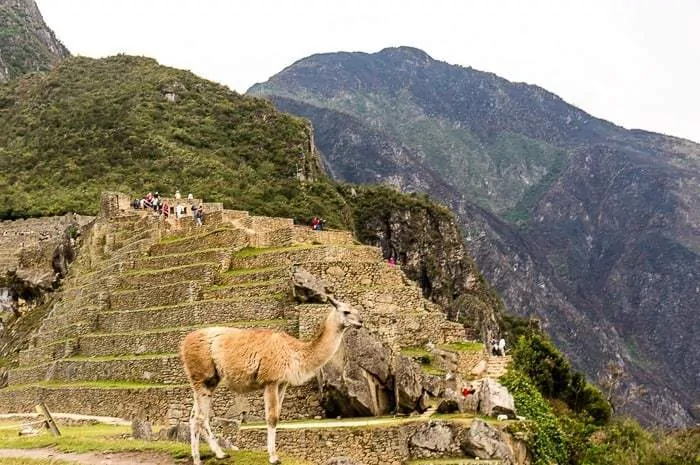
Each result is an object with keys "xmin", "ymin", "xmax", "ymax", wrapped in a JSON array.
[
  {"xmin": 0, "ymin": 459, "xmax": 80, "ymax": 465},
  {"xmin": 0, "ymin": 422, "xmax": 312, "ymax": 464},
  {"xmin": 400, "ymin": 346, "xmax": 432, "ymax": 359},
  {"xmin": 437, "ymin": 341, "xmax": 484, "ymax": 352},
  {"xmin": 419, "ymin": 365, "xmax": 447, "ymax": 376}
]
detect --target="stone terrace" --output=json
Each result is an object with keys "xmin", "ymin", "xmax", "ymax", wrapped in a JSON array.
[{"xmin": 0, "ymin": 192, "xmax": 479, "ymax": 425}]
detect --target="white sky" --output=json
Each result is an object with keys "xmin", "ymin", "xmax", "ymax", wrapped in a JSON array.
[{"xmin": 35, "ymin": 0, "xmax": 700, "ymax": 143}]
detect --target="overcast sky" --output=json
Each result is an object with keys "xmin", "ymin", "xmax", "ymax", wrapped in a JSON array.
[{"xmin": 36, "ymin": 0, "xmax": 700, "ymax": 143}]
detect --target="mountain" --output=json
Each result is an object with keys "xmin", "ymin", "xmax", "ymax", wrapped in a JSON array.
[
  {"xmin": 0, "ymin": 0, "xmax": 69, "ymax": 82},
  {"xmin": 248, "ymin": 46, "xmax": 700, "ymax": 427},
  {"xmin": 0, "ymin": 53, "xmax": 503, "ymax": 354}
]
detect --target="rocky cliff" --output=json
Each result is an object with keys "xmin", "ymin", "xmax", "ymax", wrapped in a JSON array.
[
  {"xmin": 0, "ymin": 0, "xmax": 69, "ymax": 82},
  {"xmin": 249, "ymin": 46, "xmax": 700, "ymax": 426}
]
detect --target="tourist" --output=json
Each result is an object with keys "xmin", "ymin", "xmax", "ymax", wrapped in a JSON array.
[{"xmin": 195, "ymin": 205, "xmax": 204, "ymax": 227}]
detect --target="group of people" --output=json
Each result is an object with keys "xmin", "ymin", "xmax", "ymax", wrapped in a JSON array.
[
  {"xmin": 311, "ymin": 216, "xmax": 326, "ymax": 231},
  {"xmin": 132, "ymin": 190, "xmax": 204, "ymax": 226}
]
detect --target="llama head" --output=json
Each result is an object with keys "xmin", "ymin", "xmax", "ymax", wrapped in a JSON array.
[{"xmin": 328, "ymin": 296, "xmax": 363, "ymax": 329}]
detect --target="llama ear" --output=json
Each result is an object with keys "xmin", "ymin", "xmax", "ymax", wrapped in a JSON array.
[{"xmin": 327, "ymin": 296, "xmax": 339, "ymax": 308}]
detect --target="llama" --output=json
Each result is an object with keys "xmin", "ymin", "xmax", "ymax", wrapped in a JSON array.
[{"xmin": 180, "ymin": 296, "xmax": 362, "ymax": 465}]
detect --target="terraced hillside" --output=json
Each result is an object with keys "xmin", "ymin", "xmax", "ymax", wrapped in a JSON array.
[{"xmin": 0, "ymin": 192, "xmax": 484, "ymax": 425}]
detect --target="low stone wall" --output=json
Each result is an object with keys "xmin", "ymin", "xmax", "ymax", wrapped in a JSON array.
[
  {"xmin": 0, "ymin": 384, "xmax": 323, "ymax": 424},
  {"xmin": 79, "ymin": 319, "xmax": 295, "ymax": 357},
  {"xmin": 136, "ymin": 248, "xmax": 230, "ymax": 271},
  {"xmin": 42, "ymin": 355, "xmax": 185, "ymax": 385},
  {"xmin": 233, "ymin": 420, "xmax": 487, "ymax": 465},
  {"xmin": 302, "ymin": 261, "xmax": 406, "ymax": 289},
  {"xmin": 292, "ymin": 227, "xmax": 356, "ymax": 246},
  {"xmin": 230, "ymin": 245, "xmax": 381, "ymax": 271},
  {"xmin": 33, "ymin": 320, "xmax": 98, "ymax": 347},
  {"xmin": 148, "ymin": 228, "xmax": 248, "ymax": 257},
  {"xmin": 118, "ymin": 263, "xmax": 219, "ymax": 289},
  {"xmin": 219, "ymin": 267, "xmax": 290, "ymax": 285},
  {"xmin": 99, "ymin": 298, "xmax": 287, "ymax": 332},
  {"xmin": 203, "ymin": 280, "xmax": 291, "ymax": 301},
  {"xmin": 252, "ymin": 227, "xmax": 294, "ymax": 247},
  {"xmin": 109, "ymin": 281, "xmax": 202, "ymax": 311},
  {"xmin": 334, "ymin": 285, "xmax": 424, "ymax": 314}
]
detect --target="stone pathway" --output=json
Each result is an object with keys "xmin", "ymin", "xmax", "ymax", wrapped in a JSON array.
[{"xmin": 0, "ymin": 448, "xmax": 175, "ymax": 465}]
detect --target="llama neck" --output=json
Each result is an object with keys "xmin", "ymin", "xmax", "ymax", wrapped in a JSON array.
[{"xmin": 302, "ymin": 311, "xmax": 346, "ymax": 372}]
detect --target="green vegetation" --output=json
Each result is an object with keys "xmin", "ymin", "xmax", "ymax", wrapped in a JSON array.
[
  {"xmin": 437, "ymin": 341, "xmax": 484, "ymax": 352},
  {"xmin": 0, "ymin": 3, "xmax": 68, "ymax": 81},
  {"xmin": 401, "ymin": 346, "xmax": 446, "ymax": 375},
  {"xmin": 0, "ymin": 459, "xmax": 79, "ymax": 465},
  {"xmin": 0, "ymin": 55, "xmax": 349, "ymax": 226},
  {"xmin": 501, "ymin": 322, "xmax": 700, "ymax": 465},
  {"xmin": 0, "ymin": 422, "xmax": 311, "ymax": 464}
]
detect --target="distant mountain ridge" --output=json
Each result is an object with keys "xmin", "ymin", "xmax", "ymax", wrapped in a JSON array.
[
  {"xmin": 249, "ymin": 46, "xmax": 700, "ymax": 427},
  {"xmin": 0, "ymin": 0, "xmax": 69, "ymax": 82}
]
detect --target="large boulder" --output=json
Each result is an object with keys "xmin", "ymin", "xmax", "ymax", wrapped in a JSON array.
[
  {"xmin": 478, "ymin": 378, "xmax": 516, "ymax": 417},
  {"xmin": 459, "ymin": 419, "xmax": 530, "ymax": 465},
  {"xmin": 394, "ymin": 355, "xmax": 427, "ymax": 413},
  {"xmin": 319, "ymin": 328, "xmax": 392, "ymax": 417},
  {"xmin": 409, "ymin": 421, "xmax": 460, "ymax": 458},
  {"xmin": 292, "ymin": 266, "xmax": 332, "ymax": 303}
]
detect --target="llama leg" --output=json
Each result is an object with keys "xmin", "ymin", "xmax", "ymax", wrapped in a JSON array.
[
  {"xmin": 189, "ymin": 397, "xmax": 202, "ymax": 465},
  {"xmin": 276, "ymin": 382, "xmax": 288, "ymax": 418},
  {"xmin": 195, "ymin": 388, "xmax": 227, "ymax": 459},
  {"xmin": 264, "ymin": 383, "xmax": 281, "ymax": 464}
]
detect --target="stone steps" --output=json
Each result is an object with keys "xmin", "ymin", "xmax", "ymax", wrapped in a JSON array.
[
  {"xmin": 148, "ymin": 228, "xmax": 248, "ymax": 257},
  {"xmin": 202, "ymin": 279, "xmax": 291, "ymax": 300},
  {"xmin": 78, "ymin": 319, "xmax": 297, "ymax": 357},
  {"xmin": 485, "ymin": 356, "xmax": 512, "ymax": 378},
  {"xmin": 98, "ymin": 297, "xmax": 289, "ymax": 332},
  {"xmin": 0, "ymin": 382, "xmax": 322, "ymax": 424}
]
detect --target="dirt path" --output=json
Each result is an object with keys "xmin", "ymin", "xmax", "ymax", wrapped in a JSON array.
[{"xmin": 0, "ymin": 448, "xmax": 176, "ymax": 465}]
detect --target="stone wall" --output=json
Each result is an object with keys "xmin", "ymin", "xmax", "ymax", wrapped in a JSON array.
[
  {"xmin": 99, "ymin": 298, "xmax": 288, "ymax": 333},
  {"xmin": 0, "ymin": 384, "xmax": 323, "ymax": 424},
  {"xmin": 233, "ymin": 420, "xmax": 515, "ymax": 465},
  {"xmin": 292, "ymin": 227, "xmax": 356, "ymax": 246},
  {"xmin": 100, "ymin": 192, "xmax": 132, "ymax": 218}
]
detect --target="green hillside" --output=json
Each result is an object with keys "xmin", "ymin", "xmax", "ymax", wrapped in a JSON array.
[{"xmin": 0, "ymin": 55, "xmax": 347, "ymax": 224}]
